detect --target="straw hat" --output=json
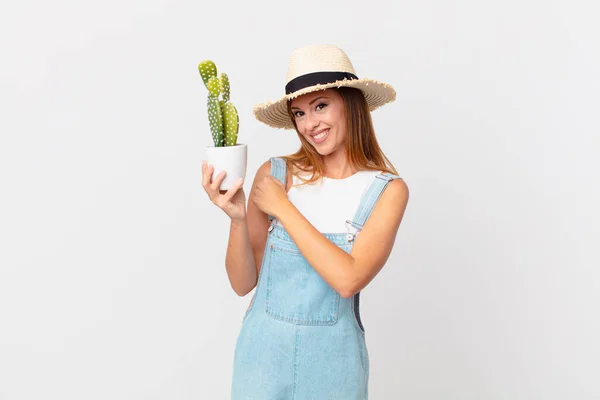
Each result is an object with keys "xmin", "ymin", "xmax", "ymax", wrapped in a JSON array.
[{"xmin": 253, "ymin": 44, "xmax": 397, "ymax": 130}]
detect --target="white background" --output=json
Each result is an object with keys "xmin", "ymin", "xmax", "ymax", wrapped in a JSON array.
[{"xmin": 1, "ymin": 0, "xmax": 599, "ymax": 398}]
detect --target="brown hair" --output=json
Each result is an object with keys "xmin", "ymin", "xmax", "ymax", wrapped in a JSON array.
[{"xmin": 282, "ymin": 86, "xmax": 398, "ymax": 187}]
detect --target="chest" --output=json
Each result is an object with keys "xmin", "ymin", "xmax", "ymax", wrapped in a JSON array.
[{"xmin": 275, "ymin": 172, "xmax": 379, "ymax": 233}]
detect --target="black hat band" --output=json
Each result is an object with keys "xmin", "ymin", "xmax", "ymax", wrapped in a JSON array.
[{"xmin": 285, "ymin": 71, "xmax": 359, "ymax": 95}]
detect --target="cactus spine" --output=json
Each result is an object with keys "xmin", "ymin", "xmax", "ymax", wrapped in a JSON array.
[{"xmin": 198, "ymin": 60, "xmax": 239, "ymax": 147}]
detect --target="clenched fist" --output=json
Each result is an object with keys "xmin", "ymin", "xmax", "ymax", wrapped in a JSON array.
[{"xmin": 252, "ymin": 175, "xmax": 290, "ymax": 218}]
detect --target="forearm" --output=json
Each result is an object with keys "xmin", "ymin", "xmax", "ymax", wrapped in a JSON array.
[
  {"xmin": 276, "ymin": 202, "xmax": 356, "ymax": 298},
  {"xmin": 224, "ymin": 217, "xmax": 257, "ymax": 296}
]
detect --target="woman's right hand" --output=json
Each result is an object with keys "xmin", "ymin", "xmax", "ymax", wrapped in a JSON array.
[{"xmin": 202, "ymin": 160, "xmax": 247, "ymax": 223}]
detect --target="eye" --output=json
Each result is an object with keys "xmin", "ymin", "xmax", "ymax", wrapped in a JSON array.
[{"xmin": 293, "ymin": 103, "xmax": 327, "ymax": 118}]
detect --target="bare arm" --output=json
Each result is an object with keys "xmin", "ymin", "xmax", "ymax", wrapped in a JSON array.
[
  {"xmin": 223, "ymin": 160, "xmax": 273, "ymax": 296},
  {"xmin": 224, "ymin": 218, "xmax": 257, "ymax": 296},
  {"xmin": 275, "ymin": 178, "xmax": 409, "ymax": 298}
]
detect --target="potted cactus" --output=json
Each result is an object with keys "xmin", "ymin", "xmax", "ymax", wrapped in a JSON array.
[{"xmin": 199, "ymin": 60, "xmax": 247, "ymax": 190}]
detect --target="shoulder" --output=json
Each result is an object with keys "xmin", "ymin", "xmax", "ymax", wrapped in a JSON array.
[
  {"xmin": 386, "ymin": 176, "xmax": 408, "ymax": 193},
  {"xmin": 355, "ymin": 176, "xmax": 408, "ymax": 245},
  {"xmin": 256, "ymin": 159, "xmax": 272, "ymax": 177},
  {"xmin": 385, "ymin": 177, "xmax": 409, "ymax": 200},
  {"xmin": 377, "ymin": 177, "xmax": 409, "ymax": 216},
  {"xmin": 255, "ymin": 156, "xmax": 286, "ymax": 176},
  {"xmin": 250, "ymin": 159, "xmax": 275, "ymax": 191},
  {"xmin": 253, "ymin": 158, "xmax": 294, "ymax": 192},
  {"xmin": 250, "ymin": 160, "xmax": 270, "ymax": 186}
]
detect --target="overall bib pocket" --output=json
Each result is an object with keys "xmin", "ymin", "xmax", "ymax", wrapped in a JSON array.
[{"xmin": 266, "ymin": 243, "xmax": 340, "ymax": 325}]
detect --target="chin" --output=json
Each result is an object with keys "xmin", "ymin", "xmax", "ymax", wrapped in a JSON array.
[{"xmin": 315, "ymin": 145, "xmax": 336, "ymax": 156}]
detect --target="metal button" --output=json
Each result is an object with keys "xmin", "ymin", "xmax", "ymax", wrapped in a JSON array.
[{"xmin": 268, "ymin": 225, "xmax": 274, "ymax": 232}]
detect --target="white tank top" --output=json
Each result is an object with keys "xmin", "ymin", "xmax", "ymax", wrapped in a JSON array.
[{"xmin": 274, "ymin": 170, "xmax": 384, "ymax": 234}]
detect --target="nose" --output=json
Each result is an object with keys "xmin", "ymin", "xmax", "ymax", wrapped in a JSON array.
[{"xmin": 305, "ymin": 111, "xmax": 320, "ymax": 133}]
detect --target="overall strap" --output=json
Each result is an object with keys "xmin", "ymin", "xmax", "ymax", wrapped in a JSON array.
[
  {"xmin": 268, "ymin": 157, "xmax": 287, "ymax": 222},
  {"xmin": 348, "ymin": 172, "xmax": 402, "ymax": 334},
  {"xmin": 345, "ymin": 172, "xmax": 402, "ymax": 242}
]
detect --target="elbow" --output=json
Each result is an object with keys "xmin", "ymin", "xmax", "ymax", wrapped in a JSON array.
[
  {"xmin": 232, "ymin": 279, "xmax": 257, "ymax": 297},
  {"xmin": 338, "ymin": 261, "xmax": 360, "ymax": 299},
  {"xmin": 232, "ymin": 284, "xmax": 250, "ymax": 297},
  {"xmin": 233, "ymin": 286, "xmax": 250, "ymax": 297},
  {"xmin": 339, "ymin": 290, "xmax": 355, "ymax": 299},
  {"xmin": 339, "ymin": 286, "xmax": 358, "ymax": 299},
  {"xmin": 338, "ymin": 277, "xmax": 360, "ymax": 299}
]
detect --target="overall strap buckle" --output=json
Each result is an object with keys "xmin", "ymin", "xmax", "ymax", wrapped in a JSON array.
[{"xmin": 345, "ymin": 220, "xmax": 361, "ymax": 242}]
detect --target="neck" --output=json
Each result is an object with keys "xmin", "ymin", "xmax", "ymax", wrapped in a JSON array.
[{"xmin": 322, "ymin": 152, "xmax": 355, "ymax": 179}]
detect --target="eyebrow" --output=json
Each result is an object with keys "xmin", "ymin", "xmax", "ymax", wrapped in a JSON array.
[{"xmin": 290, "ymin": 96, "xmax": 329, "ymax": 110}]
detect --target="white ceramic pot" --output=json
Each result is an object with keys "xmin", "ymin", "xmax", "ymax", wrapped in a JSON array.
[{"xmin": 204, "ymin": 143, "xmax": 247, "ymax": 191}]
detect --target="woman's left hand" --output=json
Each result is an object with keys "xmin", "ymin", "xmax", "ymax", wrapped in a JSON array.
[{"xmin": 252, "ymin": 175, "xmax": 290, "ymax": 218}]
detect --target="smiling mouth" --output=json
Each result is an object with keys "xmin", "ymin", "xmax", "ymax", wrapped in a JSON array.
[{"xmin": 311, "ymin": 129, "xmax": 330, "ymax": 143}]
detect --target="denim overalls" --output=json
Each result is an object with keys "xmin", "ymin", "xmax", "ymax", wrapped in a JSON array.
[{"xmin": 231, "ymin": 157, "xmax": 402, "ymax": 400}]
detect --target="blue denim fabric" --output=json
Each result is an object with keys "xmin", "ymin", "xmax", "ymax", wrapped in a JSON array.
[{"xmin": 231, "ymin": 157, "xmax": 402, "ymax": 399}]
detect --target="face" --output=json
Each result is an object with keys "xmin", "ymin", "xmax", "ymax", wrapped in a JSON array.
[{"xmin": 289, "ymin": 89, "xmax": 347, "ymax": 155}]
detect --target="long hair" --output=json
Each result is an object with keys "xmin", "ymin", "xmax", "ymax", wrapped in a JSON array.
[{"xmin": 281, "ymin": 86, "xmax": 398, "ymax": 187}]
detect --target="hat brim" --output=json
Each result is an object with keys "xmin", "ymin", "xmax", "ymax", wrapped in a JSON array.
[{"xmin": 252, "ymin": 78, "xmax": 396, "ymax": 130}]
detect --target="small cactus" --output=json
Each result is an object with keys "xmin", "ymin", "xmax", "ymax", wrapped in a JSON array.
[
  {"xmin": 219, "ymin": 73, "xmax": 230, "ymax": 102},
  {"xmin": 198, "ymin": 60, "xmax": 239, "ymax": 147},
  {"xmin": 206, "ymin": 76, "xmax": 220, "ymax": 97},
  {"xmin": 198, "ymin": 60, "xmax": 217, "ymax": 88},
  {"xmin": 208, "ymin": 95, "xmax": 223, "ymax": 146},
  {"xmin": 223, "ymin": 102, "xmax": 239, "ymax": 146}
]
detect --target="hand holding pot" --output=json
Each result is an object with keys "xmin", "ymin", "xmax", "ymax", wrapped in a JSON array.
[{"xmin": 202, "ymin": 160, "xmax": 246, "ymax": 222}]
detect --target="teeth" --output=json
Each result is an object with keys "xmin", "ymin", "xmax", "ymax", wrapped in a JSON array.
[{"xmin": 314, "ymin": 129, "xmax": 328, "ymax": 140}]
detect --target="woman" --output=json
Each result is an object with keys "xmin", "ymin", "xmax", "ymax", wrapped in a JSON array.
[{"xmin": 202, "ymin": 44, "xmax": 409, "ymax": 399}]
